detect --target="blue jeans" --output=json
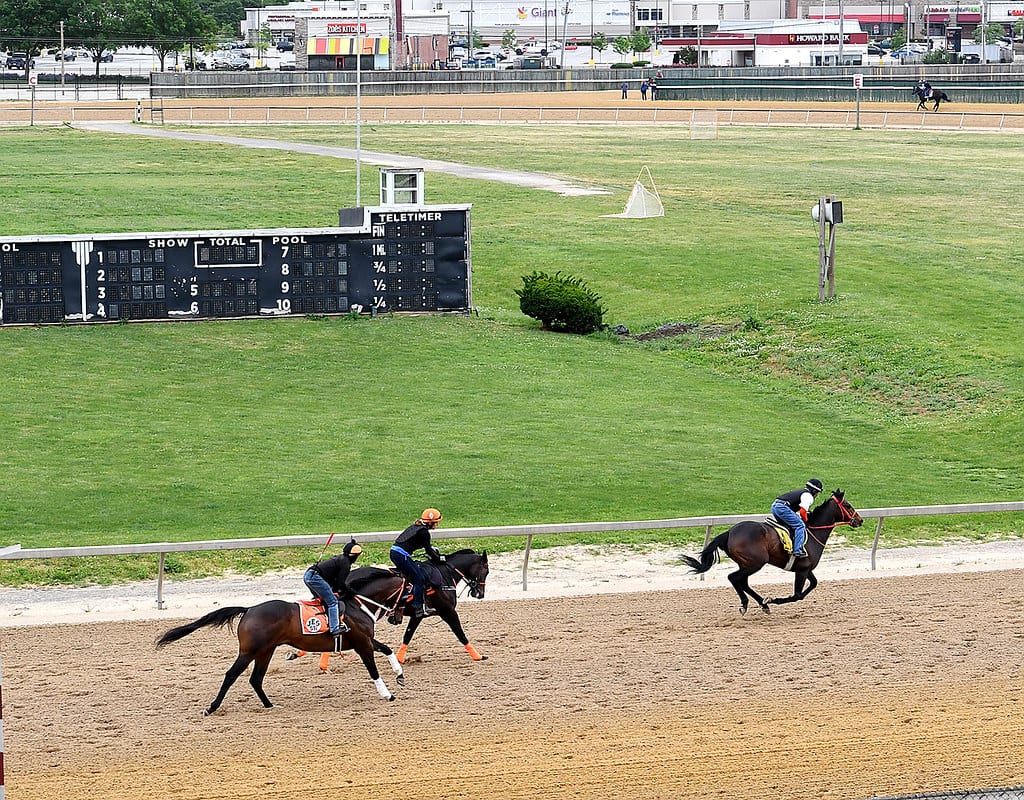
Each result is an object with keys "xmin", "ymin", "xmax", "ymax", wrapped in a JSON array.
[
  {"xmin": 771, "ymin": 501, "xmax": 807, "ymax": 552},
  {"xmin": 390, "ymin": 547, "xmax": 427, "ymax": 609},
  {"xmin": 304, "ymin": 568, "xmax": 341, "ymax": 632}
]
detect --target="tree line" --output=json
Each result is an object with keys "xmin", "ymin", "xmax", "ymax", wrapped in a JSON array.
[{"xmin": 0, "ymin": 0, "xmax": 253, "ymax": 74}]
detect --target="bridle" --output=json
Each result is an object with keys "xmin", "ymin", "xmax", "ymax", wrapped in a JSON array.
[
  {"xmin": 806, "ymin": 494, "xmax": 862, "ymax": 547},
  {"xmin": 448, "ymin": 559, "xmax": 487, "ymax": 600}
]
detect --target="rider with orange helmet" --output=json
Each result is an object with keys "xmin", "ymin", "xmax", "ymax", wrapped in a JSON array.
[{"xmin": 390, "ymin": 508, "xmax": 444, "ymax": 618}]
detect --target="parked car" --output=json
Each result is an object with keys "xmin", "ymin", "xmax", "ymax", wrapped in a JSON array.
[
  {"xmin": 92, "ymin": 52, "xmax": 114, "ymax": 63},
  {"xmin": 227, "ymin": 54, "xmax": 250, "ymax": 70},
  {"xmin": 210, "ymin": 54, "xmax": 234, "ymax": 69},
  {"xmin": 6, "ymin": 53, "xmax": 35, "ymax": 69},
  {"xmin": 867, "ymin": 42, "xmax": 884, "ymax": 56},
  {"xmin": 55, "ymin": 50, "xmax": 77, "ymax": 61},
  {"xmin": 184, "ymin": 57, "xmax": 207, "ymax": 70},
  {"xmin": 275, "ymin": 39, "xmax": 294, "ymax": 51}
]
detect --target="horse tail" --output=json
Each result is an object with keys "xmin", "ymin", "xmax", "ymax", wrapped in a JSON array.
[
  {"xmin": 680, "ymin": 532, "xmax": 729, "ymax": 574},
  {"xmin": 155, "ymin": 606, "xmax": 249, "ymax": 648}
]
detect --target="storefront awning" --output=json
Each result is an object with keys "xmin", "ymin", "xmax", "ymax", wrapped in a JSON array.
[{"xmin": 307, "ymin": 37, "xmax": 390, "ymax": 56}]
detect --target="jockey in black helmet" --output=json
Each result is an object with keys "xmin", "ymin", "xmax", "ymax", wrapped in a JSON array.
[{"xmin": 770, "ymin": 479, "xmax": 823, "ymax": 559}]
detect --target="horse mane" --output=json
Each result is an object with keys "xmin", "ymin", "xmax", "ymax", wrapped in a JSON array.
[{"xmin": 348, "ymin": 566, "xmax": 396, "ymax": 591}]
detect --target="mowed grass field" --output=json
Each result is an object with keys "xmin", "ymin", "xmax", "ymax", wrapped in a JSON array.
[{"xmin": 0, "ymin": 121, "xmax": 1021, "ymax": 584}]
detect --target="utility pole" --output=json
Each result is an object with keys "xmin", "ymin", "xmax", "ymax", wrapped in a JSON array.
[{"xmin": 59, "ymin": 20, "xmax": 66, "ymax": 89}]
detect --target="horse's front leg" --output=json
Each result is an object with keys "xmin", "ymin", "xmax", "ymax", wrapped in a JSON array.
[
  {"xmin": 352, "ymin": 636, "xmax": 394, "ymax": 701},
  {"xmin": 372, "ymin": 637, "xmax": 405, "ymax": 686},
  {"xmin": 438, "ymin": 607, "xmax": 487, "ymax": 660},
  {"xmin": 770, "ymin": 569, "xmax": 814, "ymax": 605},
  {"xmin": 796, "ymin": 571, "xmax": 818, "ymax": 600},
  {"xmin": 395, "ymin": 616, "xmax": 423, "ymax": 664}
]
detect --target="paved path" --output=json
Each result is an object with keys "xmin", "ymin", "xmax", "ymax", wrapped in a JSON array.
[{"xmin": 74, "ymin": 120, "xmax": 610, "ymax": 197}]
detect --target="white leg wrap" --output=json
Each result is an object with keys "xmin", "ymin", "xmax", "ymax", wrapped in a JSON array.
[
  {"xmin": 388, "ymin": 653, "xmax": 402, "ymax": 675},
  {"xmin": 374, "ymin": 677, "xmax": 392, "ymax": 699}
]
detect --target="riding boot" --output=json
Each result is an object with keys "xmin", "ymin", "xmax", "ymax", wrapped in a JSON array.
[{"xmin": 327, "ymin": 603, "xmax": 348, "ymax": 635}]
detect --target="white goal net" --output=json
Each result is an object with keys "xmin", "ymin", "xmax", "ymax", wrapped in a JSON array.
[
  {"xmin": 603, "ymin": 166, "xmax": 664, "ymax": 219},
  {"xmin": 689, "ymin": 109, "xmax": 719, "ymax": 140}
]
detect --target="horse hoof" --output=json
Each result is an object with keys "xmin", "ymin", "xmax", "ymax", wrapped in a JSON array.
[
  {"xmin": 202, "ymin": 708, "xmax": 214, "ymax": 717},
  {"xmin": 387, "ymin": 694, "xmax": 396, "ymax": 702},
  {"xmin": 479, "ymin": 655, "xmax": 489, "ymax": 661},
  {"xmin": 739, "ymin": 606, "xmax": 748, "ymax": 616},
  {"xmin": 397, "ymin": 675, "xmax": 406, "ymax": 687},
  {"xmin": 761, "ymin": 605, "xmax": 771, "ymax": 615},
  {"xmin": 285, "ymin": 651, "xmax": 299, "ymax": 661}
]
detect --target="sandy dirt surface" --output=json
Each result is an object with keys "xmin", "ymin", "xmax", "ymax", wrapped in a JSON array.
[{"xmin": 2, "ymin": 542, "xmax": 1024, "ymax": 800}]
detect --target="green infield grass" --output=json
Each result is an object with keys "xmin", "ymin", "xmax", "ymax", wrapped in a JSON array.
[{"xmin": 0, "ymin": 123, "xmax": 1020, "ymax": 586}]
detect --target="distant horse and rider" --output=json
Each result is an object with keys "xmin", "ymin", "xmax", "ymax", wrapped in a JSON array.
[
  {"xmin": 681, "ymin": 488, "xmax": 864, "ymax": 615},
  {"xmin": 914, "ymin": 80, "xmax": 951, "ymax": 111}
]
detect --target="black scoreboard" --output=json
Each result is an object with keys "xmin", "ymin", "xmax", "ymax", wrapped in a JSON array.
[{"xmin": 0, "ymin": 205, "xmax": 472, "ymax": 325}]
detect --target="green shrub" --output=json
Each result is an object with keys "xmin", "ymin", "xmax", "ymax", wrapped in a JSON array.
[
  {"xmin": 610, "ymin": 62, "xmax": 634, "ymax": 69},
  {"xmin": 923, "ymin": 49, "xmax": 950, "ymax": 64},
  {"xmin": 516, "ymin": 270, "xmax": 607, "ymax": 333}
]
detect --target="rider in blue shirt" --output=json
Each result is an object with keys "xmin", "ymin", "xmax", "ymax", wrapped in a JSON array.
[
  {"xmin": 390, "ymin": 508, "xmax": 444, "ymax": 617},
  {"xmin": 770, "ymin": 479, "xmax": 823, "ymax": 558}
]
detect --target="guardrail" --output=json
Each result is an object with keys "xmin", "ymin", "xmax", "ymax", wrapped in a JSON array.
[
  {"xmin": 2, "ymin": 501, "xmax": 1021, "ymax": 607},
  {"xmin": 2, "ymin": 103, "xmax": 1024, "ymax": 132}
]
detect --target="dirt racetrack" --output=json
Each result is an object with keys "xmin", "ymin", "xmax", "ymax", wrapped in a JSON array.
[{"xmin": 3, "ymin": 567, "xmax": 1024, "ymax": 800}]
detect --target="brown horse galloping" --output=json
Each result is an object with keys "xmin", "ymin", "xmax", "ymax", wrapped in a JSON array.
[
  {"xmin": 681, "ymin": 489, "xmax": 863, "ymax": 614},
  {"xmin": 156, "ymin": 594, "xmax": 404, "ymax": 715}
]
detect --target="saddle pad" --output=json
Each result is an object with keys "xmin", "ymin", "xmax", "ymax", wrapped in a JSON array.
[
  {"xmin": 297, "ymin": 599, "xmax": 345, "ymax": 635},
  {"xmin": 764, "ymin": 517, "xmax": 794, "ymax": 554}
]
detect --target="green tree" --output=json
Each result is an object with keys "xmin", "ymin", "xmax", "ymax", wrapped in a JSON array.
[
  {"xmin": 132, "ymin": 0, "xmax": 218, "ymax": 71},
  {"xmin": 501, "ymin": 28, "xmax": 517, "ymax": 50},
  {"xmin": 198, "ymin": 0, "xmax": 244, "ymax": 30},
  {"xmin": 0, "ymin": 0, "xmax": 81, "ymax": 77},
  {"xmin": 973, "ymin": 22, "xmax": 1005, "ymax": 44},
  {"xmin": 891, "ymin": 29, "xmax": 906, "ymax": 50},
  {"xmin": 673, "ymin": 46, "xmax": 697, "ymax": 65},
  {"xmin": 66, "ymin": 0, "xmax": 136, "ymax": 77},
  {"xmin": 1014, "ymin": 19, "xmax": 1024, "ymax": 39},
  {"xmin": 631, "ymin": 30, "xmax": 652, "ymax": 55},
  {"xmin": 591, "ymin": 30, "xmax": 607, "ymax": 58},
  {"xmin": 612, "ymin": 35, "xmax": 632, "ymax": 59}
]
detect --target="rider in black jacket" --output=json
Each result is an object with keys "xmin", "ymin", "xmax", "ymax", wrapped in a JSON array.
[
  {"xmin": 390, "ymin": 508, "xmax": 444, "ymax": 617},
  {"xmin": 304, "ymin": 539, "xmax": 362, "ymax": 636}
]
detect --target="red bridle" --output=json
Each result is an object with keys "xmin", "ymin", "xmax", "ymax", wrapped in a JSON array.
[{"xmin": 806, "ymin": 494, "xmax": 861, "ymax": 547}]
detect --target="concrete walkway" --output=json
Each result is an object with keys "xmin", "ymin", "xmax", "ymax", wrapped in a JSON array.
[{"xmin": 73, "ymin": 121, "xmax": 610, "ymax": 197}]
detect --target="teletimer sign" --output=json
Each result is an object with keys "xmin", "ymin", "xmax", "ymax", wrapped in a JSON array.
[{"xmin": 0, "ymin": 205, "xmax": 471, "ymax": 325}]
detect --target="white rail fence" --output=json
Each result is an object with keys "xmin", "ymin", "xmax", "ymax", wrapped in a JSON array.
[
  {"xmin": 2, "ymin": 103, "xmax": 1024, "ymax": 132},
  {"xmin": 1, "ymin": 501, "xmax": 1021, "ymax": 607}
]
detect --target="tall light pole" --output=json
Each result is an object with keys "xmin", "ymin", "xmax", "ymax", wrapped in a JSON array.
[
  {"xmin": 838, "ymin": 0, "xmax": 845, "ymax": 64},
  {"xmin": 590, "ymin": 0, "xmax": 594, "ymax": 61},
  {"xmin": 356, "ymin": 0, "xmax": 362, "ymax": 206},
  {"xmin": 561, "ymin": 1, "xmax": 570, "ymax": 60}
]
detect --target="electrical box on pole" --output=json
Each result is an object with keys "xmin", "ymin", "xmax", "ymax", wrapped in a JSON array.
[{"xmin": 811, "ymin": 196, "xmax": 843, "ymax": 301}]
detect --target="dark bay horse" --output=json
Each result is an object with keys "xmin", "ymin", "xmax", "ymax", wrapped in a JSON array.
[
  {"xmin": 914, "ymin": 87, "xmax": 950, "ymax": 111},
  {"xmin": 304, "ymin": 548, "xmax": 489, "ymax": 666},
  {"xmin": 681, "ymin": 489, "xmax": 863, "ymax": 614},
  {"xmin": 156, "ymin": 593, "xmax": 404, "ymax": 715}
]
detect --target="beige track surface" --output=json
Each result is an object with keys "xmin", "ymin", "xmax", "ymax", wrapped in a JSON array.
[
  {"xmin": 4, "ymin": 568, "xmax": 1024, "ymax": 800},
  {"xmin": 2, "ymin": 91, "xmax": 1021, "ymax": 120}
]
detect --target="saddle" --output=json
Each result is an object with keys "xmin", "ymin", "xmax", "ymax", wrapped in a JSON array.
[{"xmin": 764, "ymin": 516, "xmax": 796, "ymax": 555}]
